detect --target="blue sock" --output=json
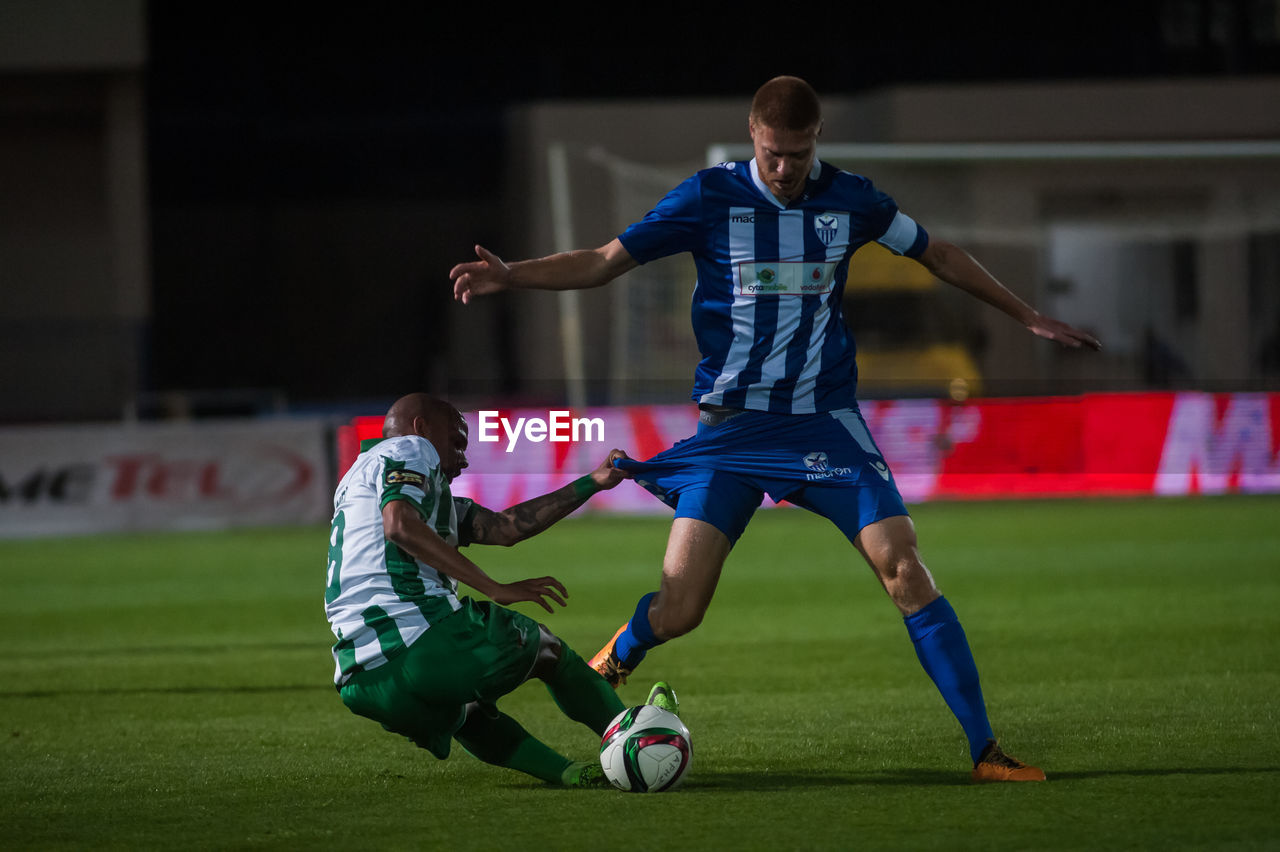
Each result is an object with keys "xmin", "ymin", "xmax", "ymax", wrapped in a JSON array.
[
  {"xmin": 613, "ymin": 592, "xmax": 662, "ymax": 668},
  {"xmin": 904, "ymin": 596, "xmax": 995, "ymax": 765}
]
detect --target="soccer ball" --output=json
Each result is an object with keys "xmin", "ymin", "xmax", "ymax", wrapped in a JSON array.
[{"xmin": 599, "ymin": 704, "xmax": 692, "ymax": 793}]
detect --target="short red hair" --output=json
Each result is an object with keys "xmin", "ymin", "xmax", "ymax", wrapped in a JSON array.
[{"xmin": 749, "ymin": 76, "xmax": 822, "ymax": 131}]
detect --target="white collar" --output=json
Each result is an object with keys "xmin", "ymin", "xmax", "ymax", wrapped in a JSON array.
[{"xmin": 748, "ymin": 156, "xmax": 822, "ymax": 209}]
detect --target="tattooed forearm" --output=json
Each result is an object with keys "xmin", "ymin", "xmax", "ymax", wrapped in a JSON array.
[
  {"xmin": 508, "ymin": 488, "xmax": 590, "ymax": 537},
  {"xmin": 466, "ymin": 485, "xmax": 592, "ymax": 546},
  {"xmin": 463, "ymin": 455, "xmax": 626, "ymax": 547},
  {"xmin": 464, "ymin": 506, "xmax": 506, "ymax": 546}
]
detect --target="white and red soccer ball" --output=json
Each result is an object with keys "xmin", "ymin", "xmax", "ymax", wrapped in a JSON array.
[{"xmin": 599, "ymin": 705, "xmax": 693, "ymax": 793}]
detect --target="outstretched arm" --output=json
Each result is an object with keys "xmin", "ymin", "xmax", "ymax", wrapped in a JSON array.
[
  {"xmin": 464, "ymin": 449, "xmax": 632, "ymax": 547},
  {"xmin": 917, "ymin": 238, "xmax": 1101, "ymax": 350},
  {"xmin": 381, "ymin": 499, "xmax": 568, "ymax": 613},
  {"xmin": 450, "ymin": 238, "xmax": 639, "ymax": 304}
]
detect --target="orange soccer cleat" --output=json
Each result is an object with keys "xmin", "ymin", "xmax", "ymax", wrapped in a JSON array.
[
  {"xmin": 588, "ymin": 623, "xmax": 633, "ymax": 687},
  {"xmin": 971, "ymin": 740, "xmax": 1047, "ymax": 783}
]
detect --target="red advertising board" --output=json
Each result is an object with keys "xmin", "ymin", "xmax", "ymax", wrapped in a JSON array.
[{"xmin": 337, "ymin": 392, "xmax": 1280, "ymax": 513}]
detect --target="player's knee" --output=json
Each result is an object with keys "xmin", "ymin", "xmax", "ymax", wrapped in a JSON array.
[
  {"xmin": 527, "ymin": 624, "xmax": 564, "ymax": 682},
  {"xmin": 879, "ymin": 554, "xmax": 938, "ymax": 611}
]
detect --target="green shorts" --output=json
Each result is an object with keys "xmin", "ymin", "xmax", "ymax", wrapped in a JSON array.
[{"xmin": 338, "ymin": 598, "xmax": 543, "ymax": 759}]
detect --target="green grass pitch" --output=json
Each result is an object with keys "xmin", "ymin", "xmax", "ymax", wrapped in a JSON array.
[{"xmin": 3, "ymin": 495, "xmax": 1278, "ymax": 850}]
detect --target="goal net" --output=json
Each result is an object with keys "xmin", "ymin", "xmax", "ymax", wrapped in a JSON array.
[{"xmin": 556, "ymin": 140, "xmax": 1280, "ymax": 403}]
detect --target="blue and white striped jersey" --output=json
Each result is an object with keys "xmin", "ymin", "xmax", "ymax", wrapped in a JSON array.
[{"xmin": 618, "ymin": 157, "xmax": 928, "ymax": 414}]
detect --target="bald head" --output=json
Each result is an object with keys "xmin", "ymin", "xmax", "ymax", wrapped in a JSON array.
[
  {"xmin": 383, "ymin": 392, "xmax": 469, "ymax": 480},
  {"xmin": 383, "ymin": 392, "xmax": 457, "ymax": 438}
]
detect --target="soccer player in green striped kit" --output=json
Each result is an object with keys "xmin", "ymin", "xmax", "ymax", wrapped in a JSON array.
[{"xmin": 326, "ymin": 392, "xmax": 646, "ymax": 787}]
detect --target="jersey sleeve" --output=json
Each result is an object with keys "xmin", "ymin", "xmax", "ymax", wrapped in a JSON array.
[
  {"xmin": 617, "ymin": 172, "xmax": 704, "ymax": 264},
  {"xmin": 376, "ymin": 440, "xmax": 440, "ymax": 521},
  {"xmin": 875, "ymin": 210, "xmax": 929, "ymax": 258},
  {"xmin": 844, "ymin": 171, "xmax": 929, "ymax": 259}
]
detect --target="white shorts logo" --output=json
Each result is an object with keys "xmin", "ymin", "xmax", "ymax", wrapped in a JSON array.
[{"xmin": 803, "ymin": 451, "xmax": 853, "ymax": 481}]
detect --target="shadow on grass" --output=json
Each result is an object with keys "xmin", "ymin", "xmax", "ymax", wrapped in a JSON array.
[
  {"xmin": 17, "ymin": 641, "xmax": 318, "ymax": 659},
  {"xmin": 668, "ymin": 769, "xmax": 971, "ymax": 790},
  {"xmin": 5, "ymin": 683, "xmax": 330, "ymax": 699},
  {"xmin": 541, "ymin": 765, "xmax": 1280, "ymax": 793},
  {"xmin": 684, "ymin": 766, "xmax": 1280, "ymax": 791},
  {"xmin": 1043, "ymin": 767, "xmax": 1280, "ymax": 780}
]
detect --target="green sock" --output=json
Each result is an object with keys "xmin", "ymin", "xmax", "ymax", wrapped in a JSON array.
[
  {"xmin": 453, "ymin": 706, "xmax": 572, "ymax": 784},
  {"xmin": 559, "ymin": 761, "xmax": 591, "ymax": 786},
  {"xmin": 543, "ymin": 643, "xmax": 627, "ymax": 734}
]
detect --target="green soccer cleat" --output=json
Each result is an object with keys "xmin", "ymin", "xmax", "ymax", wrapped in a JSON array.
[
  {"xmin": 561, "ymin": 761, "xmax": 611, "ymax": 789},
  {"xmin": 645, "ymin": 681, "xmax": 680, "ymax": 717}
]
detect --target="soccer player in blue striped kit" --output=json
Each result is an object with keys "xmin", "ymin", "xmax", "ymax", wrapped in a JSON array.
[{"xmin": 451, "ymin": 76, "xmax": 1101, "ymax": 782}]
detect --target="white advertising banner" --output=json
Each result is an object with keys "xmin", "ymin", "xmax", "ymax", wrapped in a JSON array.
[{"xmin": 0, "ymin": 419, "xmax": 332, "ymax": 538}]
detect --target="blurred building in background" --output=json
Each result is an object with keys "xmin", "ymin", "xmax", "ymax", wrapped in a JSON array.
[
  {"xmin": 2, "ymin": 1, "xmax": 1280, "ymax": 423},
  {"xmin": 0, "ymin": 0, "xmax": 148, "ymax": 423},
  {"xmin": 509, "ymin": 81, "xmax": 1280, "ymax": 406}
]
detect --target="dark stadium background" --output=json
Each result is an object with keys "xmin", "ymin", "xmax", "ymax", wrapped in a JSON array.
[
  {"xmin": 4, "ymin": 12, "xmax": 1279, "ymax": 845},
  {"xmin": 141, "ymin": 2, "xmax": 1280, "ymax": 412}
]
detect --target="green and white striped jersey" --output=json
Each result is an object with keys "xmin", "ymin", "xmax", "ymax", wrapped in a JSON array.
[{"xmin": 325, "ymin": 435, "xmax": 476, "ymax": 686}]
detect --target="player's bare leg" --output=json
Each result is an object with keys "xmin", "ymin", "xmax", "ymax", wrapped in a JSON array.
[
  {"xmin": 649, "ymin": 518, "xmax": 731, "ymax": 638},
  {"xmin": 853, "ymin": 514, "xmax": 939, "ymax": 615},
  {"xmin": 590, "ymin": 518, "xmax": 730, "ymax": 685},
  {"xmin": 856, "ymin": 514, "xmax": 1044, "ymax": 781}
]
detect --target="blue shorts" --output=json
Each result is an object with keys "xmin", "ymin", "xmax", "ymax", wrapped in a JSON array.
[{"xmin": 615, "ymin": 407, "xmax": 908, "ymax": 546}]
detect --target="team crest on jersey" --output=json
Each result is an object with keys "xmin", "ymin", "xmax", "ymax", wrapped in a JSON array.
[{"xmin": 814, "ymin": 213, "xmax": 840, "ymax": 246}]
